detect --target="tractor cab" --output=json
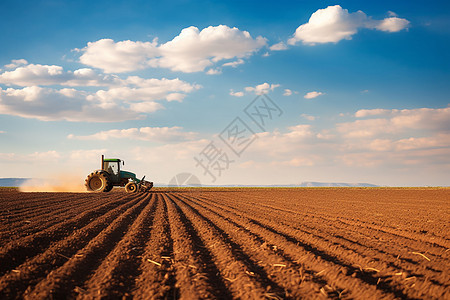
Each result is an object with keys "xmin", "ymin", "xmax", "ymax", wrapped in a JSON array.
[{"xmin": 102, "ymin": 157, "xmax": 123, "ymax": 183}]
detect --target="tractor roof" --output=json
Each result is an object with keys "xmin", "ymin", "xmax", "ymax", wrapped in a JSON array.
[{"xmin": 104, "ymin": 158, "xmax": 121, "ymax": 162}]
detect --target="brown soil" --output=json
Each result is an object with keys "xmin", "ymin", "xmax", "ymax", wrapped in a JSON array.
[{"xmin": 0, "ymin": 188, "xmax": 448, "ymax": 299}]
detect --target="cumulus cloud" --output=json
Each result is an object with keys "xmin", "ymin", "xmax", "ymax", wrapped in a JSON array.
[
  {"xmin": 245, "ymin": 83, "xmax": 280, "ymax": 95},
  {"xmin": 288, "ymin": 5, "xmax": 409, "ymax": 46},
  {"xmin": 0, "ymin": 62, "xmax": 201, "ymax": 121},
  {"xmin": 283, "ymin": 89, "xmax": 292, "ymax": 96},
  {"xmin": 68, "ymin": 126, "xmax": 198, "ymax": 142},
  {"xmin": 269, "ymin": 42, "xmax": 288, "ymax": 51},
  {"xmin": 78, "ymin": 25, "xmax": 267, "ymax": 73},
  {"xmin": 0, "ymin": 63, "xmax": 120, "ymax": 87},
  {"xmin": 391, "ymin": 107, "xmax": 450, "ymax": 132},
  {"xmin": 79, "ymin": 39, "xmax": 159, "ymax": 73},
  {"xmin": 206, "ymin": 68, "xmax": 222, "ymax": 75},
  {"xmin": 0, "ymin": 77, "xmax": 200, "ymax": 122},
  {"xmin": 394, "ymin": 134, "xmax": 450, "ymax": 151},
  {"xmin": 93, "ymin": 77, "xmax": 200, "ymax": 103},
  {"xmin": 4, "ymin": 59, "xmax": 28, "ymax": 69},
  {"xmin": 374, "ymin": 17, "xmax": 410, "ymax": 32},
  {"xmin": 222, "ymin": 59, "xmax": 245, "ymax": 68},
  {"xmin": 351, "ymin": 106, "xmax": 450, "ymax": 133},
  {"xmin": 304, "ymin": 91, "xmax": 323, "ymax": 99},
  {"xmin": 355, "ymin": 108, "xmax": 391, "ymax": 118},
  {"xmin": 301, "ymin": 113, "xmax": 315, "ymax": 121},
  {"xmin": 0, "ymin": 86, "xmax": 143, "ymax": 122},
  {"xmin": 229, "ymin": 90, "xmax": 244, "ymax": 97}
]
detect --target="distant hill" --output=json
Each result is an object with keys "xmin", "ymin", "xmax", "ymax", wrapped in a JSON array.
[{"xmin": 0, "ymin": 178, "xmax": 30, "ymax": 187}]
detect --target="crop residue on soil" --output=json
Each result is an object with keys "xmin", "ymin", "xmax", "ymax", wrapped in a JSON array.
[{"xmin": 0, "ymin": 188, "xmax": 448, "ymax": 299}]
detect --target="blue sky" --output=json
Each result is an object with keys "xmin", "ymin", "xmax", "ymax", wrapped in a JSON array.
[{"xmin": 1, "ymin": 0, "xmax": 449, "ymax": 186}]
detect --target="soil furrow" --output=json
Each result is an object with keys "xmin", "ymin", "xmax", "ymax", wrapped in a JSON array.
[
  {"xmin": 196, "ymin": 193, "xmax": 449, "ymax": 299},
  {"xmin": 0, "ymin": 196, "xmax": 110, "ymax": 243},
  {"xmin": 23, "ymin": 193, "xmax": 149, "ymax": 299},
  {"xmin": 190, "ymin": 193, "xmax": 403, "ymax": 299},
  {"xmin": 177, "ymin": 193, "xmax": 340, "ymax": 299},
  {"xmin": 132, "ymin": 194, "xmax": 177, "ymax": 299},
  {"xmin": 78, "ymin": 193, "xmax": 158, "ymax": 299},
  {"xmin": 209, "ymin": 194, "xmax": 450, "ymax": 288},
  {"xmin": 168, "ymin": 193, "xmax": 278, "ymax": 299},
  {"xmin": 0, "ymin": 194, "xmax": 137, "ymax": 277},
  {"xmin": 0, "ymin": 194, "xmax": 143, "ymax": 299},
  {"xmin": 162, "ymin": 193, "xmax": 230, "ymax": 299}
]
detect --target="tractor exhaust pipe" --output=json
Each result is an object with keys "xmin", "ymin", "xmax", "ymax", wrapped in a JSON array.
[{"xmin": 101, "ymin": 155, "xmax": 104, "ymax": 170}]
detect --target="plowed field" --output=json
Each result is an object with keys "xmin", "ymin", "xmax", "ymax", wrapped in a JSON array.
[{"xmin": 0, "ymin": 188, "xmax": 449, "ymax": 299}]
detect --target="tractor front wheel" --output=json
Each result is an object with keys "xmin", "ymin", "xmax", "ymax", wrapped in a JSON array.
[
  {"xmin": 125, "ymin": 182, "xmax": 138, "ymax": 193},
  {"xmin": 85, "ymin": 171, "xmax": 111, "ymax": 192}
]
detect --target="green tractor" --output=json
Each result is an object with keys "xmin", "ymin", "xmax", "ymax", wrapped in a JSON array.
[{"xmin": 85, "ymin": 155, "xmax": 153, "ymax": 193}]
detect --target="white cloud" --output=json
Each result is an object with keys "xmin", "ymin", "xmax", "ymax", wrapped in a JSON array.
[
  {"xmin": 283, "ymin": 89, "xmax": 292, "ymax": 96},
  {"xmin": 374, "ymin": 17, "xmax": 410, "ymax": 32},
  {"xmin": 222, "ymin": 59, "xmax": 244, "ymax": 68},
  {"xmin": 285, "ymin": 124, "xmax": 314, "ymax": 139},
  {"xmin": 79, "ymin": 39, "xmax": 159, "ymax": 73},
  {"xmin": 304, "ymin": 91, "xmax": 323, "ymax": 99},
  {"xmin": 166, "ymin": 93, "xmax": 186, "ymax": 102},
  {"xmin": 229, "ymin": 90, "xmax": 244, "ymax": 97},
  {"xmin": 4, "ymin": 59, "xmax": 28, "ymax": 69},
  {"xmin": 0, "ymin": 63, "xmax": 201, "ymax": 121},
  {"xmin": 93, "ymin": 77, "xmax": 200, "ymax": 103},
  {"xmin": 355, "ymin": 108, "xmax": 391, "ymax": 118},
  {"xmin": 68, "ymin": 126, "xmax": 198, "ymax": 142},
  {"xmin": 128, "ymin": 101, "xmax": 164, "ymax": 113},
  {"xmin": 352, "ymin": 106, "xmax": 450, "ymax": 133},
  {"xmin": 337, "ymin": 106, "xmax": 450, "ymax": 141},
  {"xmin": 269, "ymin": 42, "xmax": 288, "ymax": 51},
  {"xmin": 394, "ymin": 134, "xmax": 450, "ymax": 151},
  {"xmin": 0, "ymin": 86, "xmax": 144, "ymax": 122},
  {"xmin": 301, "ymin": 113, "xmax": 315, "ymax": 121},
  {"xmin": 0, "ymin": 63, "xmax": 120, "ymax": 87},
  {"xmin": 288, "ymin": 5, "xmax": 409, "ymax": 45},
  {"xmin": 206, "ymin": 68, "xmax": 222, "ymax": 75},
  {"xmin": 387, "ymin": 11, "xmax": 398, "ymax": 17},
  {"xmin": 78, "ymin": 25, "xmax": 267, "ymax": 73},
  {"xmin": 245, "ymin": 83, "xmax": 280, "ymax": 95},
  {"xmin": 157, "ymin": 25, "xmax": 266, "ymax": 73}
]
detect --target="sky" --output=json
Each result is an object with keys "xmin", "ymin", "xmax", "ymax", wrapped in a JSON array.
[{"xmin": 0, "ymin": 0, "xmax": 449, "ymax": 186}]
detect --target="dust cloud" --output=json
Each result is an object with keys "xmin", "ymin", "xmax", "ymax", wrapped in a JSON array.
[{"xmin": 20, "ymin": 173, "xmax": 87, "ymax": 192}]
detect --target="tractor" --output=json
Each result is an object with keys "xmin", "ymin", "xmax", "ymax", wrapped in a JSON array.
[{"xmin": 85, "ymin": 155, "xmax": 153, "ymax": 193}]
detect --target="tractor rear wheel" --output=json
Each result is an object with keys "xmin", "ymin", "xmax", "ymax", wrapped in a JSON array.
[
  {"xmin": 125, "ymin": 182, "xmax": 138, "ymax": 193},
  {"xmin": 85, "ymin": 171, "xmax": 111, "ymax": 192}
]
